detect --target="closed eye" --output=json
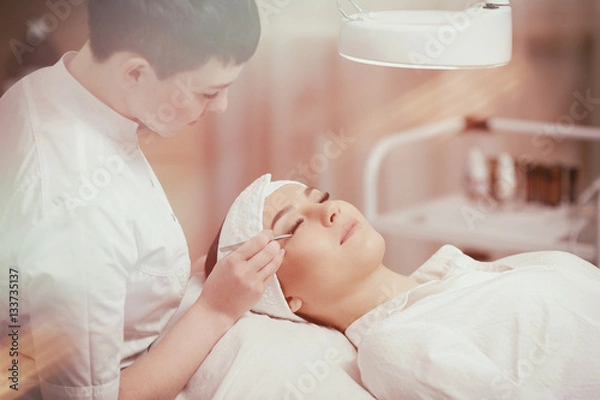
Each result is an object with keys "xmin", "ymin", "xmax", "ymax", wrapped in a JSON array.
[
  {"xmin": 285, "ymin": 192, "xmax": 330, "ymax": 234},
  {"xmin": 288, "ymin": 218, "xmax": 304, "ymax": 235},
  {"xmin": 203, "ymin": 92, "xmax": 219, "ymax": 100}
]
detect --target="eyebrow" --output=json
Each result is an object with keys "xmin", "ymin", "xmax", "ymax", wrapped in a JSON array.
[{"xmin": 269, "ymin": 187, "xmax": 318, "ymax": 230}]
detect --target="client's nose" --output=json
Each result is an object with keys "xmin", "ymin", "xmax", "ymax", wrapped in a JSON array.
[{"xmin": 323, "ymin": 202, "xmax": 339, "ymax": 227}]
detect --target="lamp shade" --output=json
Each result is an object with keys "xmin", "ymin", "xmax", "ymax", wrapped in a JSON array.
[{"xmin": 338, "ymin": 4, "xmax": 512, "ymax": 69}]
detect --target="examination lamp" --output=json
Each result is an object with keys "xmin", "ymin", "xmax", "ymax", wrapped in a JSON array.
[{"xmin": 337, "ymin": 0, "xmax": 512, "ymax": 69}]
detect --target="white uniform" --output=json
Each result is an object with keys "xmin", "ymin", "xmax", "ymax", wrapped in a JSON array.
[
  {"xmin": 346, "ymin": 245, "xmax": 600, "ymax": 400},
  {"xmin": 0, "ymin": 53, "xmax": 190, "ymax": 399}
]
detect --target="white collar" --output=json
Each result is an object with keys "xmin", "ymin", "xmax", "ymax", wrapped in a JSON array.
[{"xmin": 47, "ymin": 51, "xmax": 140, "ymax": 145}]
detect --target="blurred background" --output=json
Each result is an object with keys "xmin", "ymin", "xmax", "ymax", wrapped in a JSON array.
[{"xmin": 1, "ymin": 0, "xmax": 599, "ymax": 273}]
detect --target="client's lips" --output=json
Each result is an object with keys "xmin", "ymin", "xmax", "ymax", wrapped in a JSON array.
[{"xmin": 340, "ymin": 218, "xmax": 360, "ymax": 245}]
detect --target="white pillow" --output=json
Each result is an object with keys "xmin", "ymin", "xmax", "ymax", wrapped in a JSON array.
[{"xmin": 158, "ymin": 273, "xmax": 374, "ymax": 400}]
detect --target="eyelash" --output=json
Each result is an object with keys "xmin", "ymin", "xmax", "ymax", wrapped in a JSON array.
[
  {"xmin": 288, "ymin": 219, "xmax": 304, "ymax": 235},
  {"xmin": 286, "ymin": 192, "xmax": 331, "ymax": 235}
]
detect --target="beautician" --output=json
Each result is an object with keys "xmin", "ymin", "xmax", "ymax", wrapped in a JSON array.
[{"xmin": 0, "ymin": 1, "xmax": 284, "ymax": 399}]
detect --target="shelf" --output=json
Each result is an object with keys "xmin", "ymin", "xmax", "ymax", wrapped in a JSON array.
[{"xmin": 373, "ymin": 193, "xmax": 596, "ymax": 261}]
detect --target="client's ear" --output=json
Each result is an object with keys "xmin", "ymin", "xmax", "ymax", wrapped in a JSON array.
[{"xmin": 286, "ymin": 297, "xmax": 303, "ymax": 313}]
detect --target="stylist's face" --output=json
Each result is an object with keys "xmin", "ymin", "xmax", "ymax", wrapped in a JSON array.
[
  {"xmin": 127, "ymin": 57, "xmax": 244, "ymax": 136},
  {"xmin": 263, "ymin": 184, "xmax": 385, "ymax": 317}
]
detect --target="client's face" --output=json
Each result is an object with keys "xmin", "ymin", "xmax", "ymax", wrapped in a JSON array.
[{"xmin": 263, "ymin": 184, "xmax": 385, "ymax": 318}]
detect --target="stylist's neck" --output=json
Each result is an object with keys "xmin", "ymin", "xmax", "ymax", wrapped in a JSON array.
[
  {"xmin": 312, "ymin": 266, "xmax": 417, "ymax": 332},
  {"xmin": 67, "ymin": 42, "xmax": 133, "ymax": 120}
]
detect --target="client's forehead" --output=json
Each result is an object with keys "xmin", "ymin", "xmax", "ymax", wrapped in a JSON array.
[{"xmin": 263, "ymin": 184, "xmax": 307, "ymax": 227}]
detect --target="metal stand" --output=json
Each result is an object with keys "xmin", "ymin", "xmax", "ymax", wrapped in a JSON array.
[{"xmin": 364, "ymin": 116, "xmax": 600, "ymax": 265}]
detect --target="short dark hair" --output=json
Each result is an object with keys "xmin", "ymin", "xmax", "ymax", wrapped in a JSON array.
[
  {"xmin": 88, "ymin": 0, "xmax": 261, "ymax": 79},
  {"xmin": 204, "ymin": 222, "xmax": 222, "ymax": 278}
]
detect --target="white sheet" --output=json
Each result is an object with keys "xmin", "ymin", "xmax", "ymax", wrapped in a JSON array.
[
  {"xmin": 155, "ymin": 273, "xmax": 374, "ymax": 399},
  {"xmin": 347, "ymin": 246, "xmax": 600, "ymax": 400}
]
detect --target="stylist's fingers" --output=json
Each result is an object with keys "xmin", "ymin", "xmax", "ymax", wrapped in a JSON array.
[
  {"xmin": 257, "ymin": 248, "xmax": 285, "ymax": 282},
  {"xmin": 231, "ymin": 230, "xmax": 274, "ymax": 260},
  {"xmin": 199, "ymin": 230, "xmax": 286, "ymax": 321},
  {"xmin": 246, "ymin": 240, "xmax": 281, "ymax": 270}
]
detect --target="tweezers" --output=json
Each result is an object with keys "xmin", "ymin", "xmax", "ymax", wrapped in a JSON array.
[{"xmin": 219, "ymin": 233, "xmax": 293, "ymax": 253}]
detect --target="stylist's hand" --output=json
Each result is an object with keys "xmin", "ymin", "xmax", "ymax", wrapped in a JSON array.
[{"xmin": 197, "ymin": 230, "xmax": 285, "ymax": 323}]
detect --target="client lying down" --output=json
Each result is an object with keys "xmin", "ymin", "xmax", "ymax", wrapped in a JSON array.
[{"xmin": 206, "ymin": 174, "xmax": 600, "ymax": 400}]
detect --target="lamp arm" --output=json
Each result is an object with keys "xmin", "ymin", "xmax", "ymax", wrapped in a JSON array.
[
  {"xmin": 485, "ymin": 0, "xmax": 510, "ymax": 8},
  {"xmin": 337, "ymin": 0, "xmax": 366, "ymax": 19}
]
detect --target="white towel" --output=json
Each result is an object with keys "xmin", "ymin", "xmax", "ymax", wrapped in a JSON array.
[{"xmin": 217, "ymin": 174, "xmax": 306, "ymax": 323}]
